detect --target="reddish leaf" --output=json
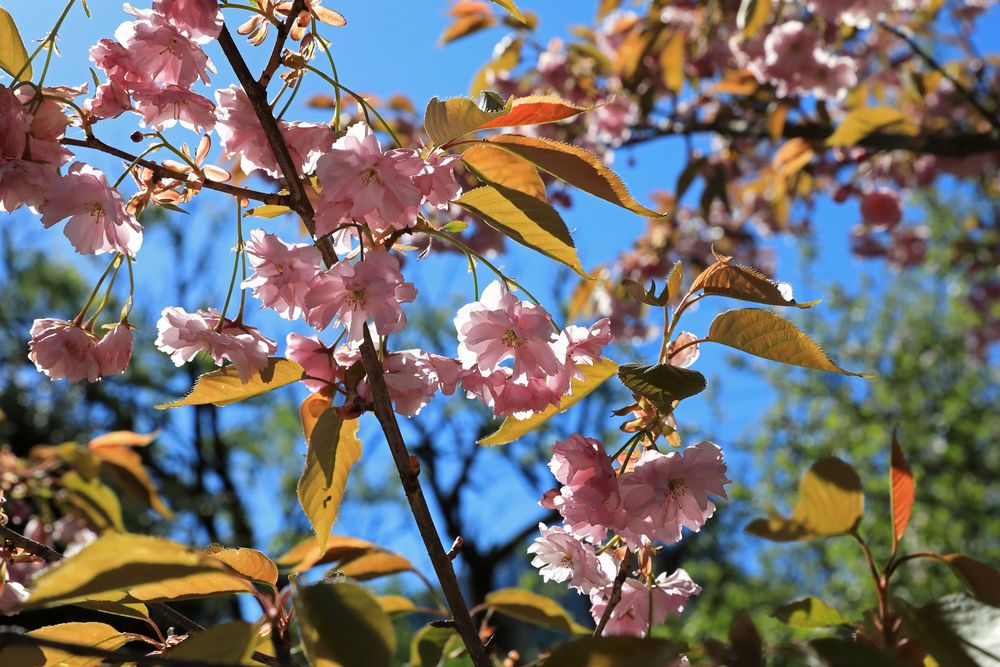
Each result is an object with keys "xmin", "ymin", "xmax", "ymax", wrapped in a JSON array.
[
  {"xmin": 478, "ymin": 95, "xmax": 598, "ymax": 130},
  {"xmin": 890, "ymin": 429, "xmax": 915, "ymax": 549}
]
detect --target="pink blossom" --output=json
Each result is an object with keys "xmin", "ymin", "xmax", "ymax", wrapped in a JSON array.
[
  {"xmin": 116, "ymin": 9, "xmax": 214, "ymax": 88},
  {"xmin": 589, "ymin": 569, "xmax": 701, "ymax": 636},
  {"xmin": 455, "ymin": 281, "xmax": 561, "ymax": 380},
  {"xmin": 460, "ymin": 366, "xmax": 565, "ymax": 418},
  {"xmin": 40, "ymin": 162, "xmax": 143, "ymax": 257},
  {"xmin": 155, "ymin": 307, "xmax": 277, "ymax": 382},
  {"xmin": 98, "ymin": 323, "xmax": 134, "ymax": 376},
  {"xmin": 665, "ymin": 331, "xmax": 700, "ymax": 369},
  {"xmin": 132, "ymin": 85, "xmax": 216, "ymax": 133},
  {"xmin": 550, "ymin": 434, "xmax": 615, "ymax": 488},
  {"xmin": 360, "ymin": 349, "xmax": 459, "ymax": 417},
  {"xmin": 0, "ymin": 160, "xmax": 55, "ymax": 213},
  {"xmin": 13, "ymin": 87, "xmax": 74, "ymax": 166},
  {"xmin": 28, "ymin": 319, "xmax": 103, "ymax": 383},
  {"xmin": 304, "ymin": 251, "xmax": 417, "ymax": 340},
  {"xmin": 528, "ymin": 523, "xmax": 610, "ymax": 593},
  {"xmin": 314, "ymin": 123, "xmax": 423, "ymax": 238},
  {"xmin": 619, "ymin": 441, "xmax": 730, "ymax": 547},
  {"xmin": 585, "ymin": 90, "xmax": 640, "ymax": 148},
  {"xmin": 860, "ymin": 188, "xmax": 903, "ymax": 229},
  {"xmin": 242, "ymin": 230, "xmax": 322, "ymax": 320},
  {"xmin": 282, "ymin": 122, "xmax": 337, "ymax": 176},
  {"xmin": 90, "ymin": 38, "xmax": 149, "ymax": 91},
  {"xmin": 548, "ymin": 435, "xmax": 628, "ymax": 543},
  {"xmin": 286, "ymin": 333, "xmax": 341, "ymax": 392},
  {"xmin": 0, "ymin": 85, "xmax": 29, "ymax": 160},
  {"xmin": 414, "ymin": 151, "xmax": 463, "ymax": 209},
  {"xmin": 153, "ymin": 0, "xmax": 223, "ymax": 43},
  {"xmin": 86, "ymin": 81, "xmax": 133, "ymax": 119},
  {"xmin": 554, "ymin": 317, "xmax": 613, "ymax": 389}
]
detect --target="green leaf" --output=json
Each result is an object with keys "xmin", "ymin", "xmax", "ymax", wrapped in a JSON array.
[
  {"xmin": 826, "ymin": 107, "xmax": 918, "ymax": 147},
  {"xmin": 410, "ymin": 625, "xmax": 463, "ymax": 667},
  {"xmin": 706, "ymin": 309, "xmax": 872, "ymax": 377},
  {"xmin": 0, "ymin": 622, "xmax": 129, "ymax": 667},
  {"xmin": 543, "ymin": 637, "xmax": 687, "ymax": 667},
  {"xmin": 441, "ymin": 220, "xmax": 469, "ymax": 233},
  {"xmin": 245, "ymin": 204, "xmax": 292, "ymax": 218},
  {"xmin": 294, "ymin": 581, "xmax": 395, "ymax": 667},
  {"xmin": 485, "ymin": 588, "xmax": 589, "ymax": 634},
  {"xmin": 170, "ymin": 622, "xmax": 258, "ymax": 665},
  {"xmin": 746, "ymin": 457, "xmax": 864, "ymax": 542},
  {"xmin": 297, "ymin": 412, "xmax": 362, "ymax": 552},
  {"xmin": 490, "ymin": 0, "xmax": 527, "ymax": 23},
  {"xmin": 772, "ymin": 597, "xmax": 850, "ymax": 628},
  {"xmin": 894, "ymin": 594, "xmax": 1000, "ymax": 667},
  {"xmin": 156, "ymin": 358, "xmax": 304, "ymax": 409},
  {"xmin": 617, "ymin": 361, "xmax": 707, "ymax": 412},
  {"xmin": 487, "ymin": 134, "xmax": 666, "ymax": 218},
  {"xmin": 0, "ymin": 7, "xmax": 31, "ymax": 80},
  {"xmin": 693, "ymin": 259, "xmax": 819, "ymax": 308},
  {"xmin": 454, "ymin": 184, "xmax": 586, "ymax": 278},
  {"xmin": 61, "ymin": 471, "xmax": 125, "ymax": 533},
  {"xmin": 479, "ymin": 358, "xmax": 618, "ymax": 445},
  {"xmin": 24, "ymin": 534, "xmax": 249, "ymax": 609},
  {"xmin": 462, "ymin": 143, "xmax": 547, "ymax": 200}
]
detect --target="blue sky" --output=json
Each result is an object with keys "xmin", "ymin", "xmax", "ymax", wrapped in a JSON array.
[{"xmin": 6, "ymin": 1, "xmax": 992, "ymax": 597}]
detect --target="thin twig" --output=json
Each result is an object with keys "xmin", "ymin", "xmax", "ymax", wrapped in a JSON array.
[
  {"xmin": 60, "ymin": 136, "xmax": 287, "ymax": 205},
  {"xmin": 259, "ymin": 0, "xmax": 306, "ymax": 89},
  {"xmin": 593, "ymin": 550, "xmax": 631, "ymax": 637},
  {"xmin": 357, "ymin": 328, "xmax": 491, "ymax": 667}
]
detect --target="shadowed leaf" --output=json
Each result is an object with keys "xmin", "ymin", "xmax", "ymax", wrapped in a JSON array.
[
  {"xmin": 543, "ymin": 637, "xmax": 686, "ymax": 666},
  {"xmin": 294, "ymin": 581, "xmax": 395, "ymax": 667},
  {"xmin": 895, "ymin": 594, "xmax": 1000, "ymax": 667},
  {"xmin": 462, "ymin": 144, "xmax": 547, "ymax": 200},
  {"xmin": 170, "ymin": 622, "xmax": 258, "ymax": 665},
  {"xmin": 618, "ymin": 362, "xmax": 707, "ymax": 412},
  {"xmin": 297, "ymin": 412, "xmax": 362, "ymax": 552},
  {"xmin": 61, "ymin": 471, "xmax": 125, "ymax": 533},
  {"xmin": 937, "ymin": 554, "xmax": 1000, "ymax": 606},
  {"xmin": 410, "ymin": 625, "xmax": 462, "ymax": 667},
  {"xmin": 0, "ymin": 622, "xmax": 128, "ymax": 667},
  {"xmin": 485, "ymin": 588, "xmax": 589, "ymax": 634}
]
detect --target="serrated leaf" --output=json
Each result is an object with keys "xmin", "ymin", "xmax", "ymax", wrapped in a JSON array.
[
  {"xmin": 826, "ymin": 107, "xmax": 918, "ymax": 147},
  {"xmin": 543, "ymin": 637, "xmax": 687, "ymax": 667},
  {"xmin": 738, "ymin": 0, "xmax": 771, "ymax": 37},
  {"xmin": 24, "ymin": 534, "xmax": 249, "ymax": 609},
  {"xmin": 479, "ymin": 358, "xmax": 618, "ymax": 445},
  {"xmin": 335, "ymin": 552, "xmax": 412, "ymax": 581},
  {"xmin": 294, "ymin": 581, "xmax": 395, "ymax": 667},
  {"xmin": 0, "ymin": 8, "xmax": 31, "ymax": 80},
  {"xmin": 170, "ymin": 622, "xmax": 258, "ymax": 665},
  {"xmin": 490, "ymin": 0, "xmax": 526, "ymax": 22},
  {"xmin": 245, "ymin": 204, "xmax": 292, "ymax": 219},
  {"xmin": 478, "ymin": 95, "xmax": 597, "ymax": 130},
  {"xmin": 61, "ymin": 471, "xmax": 125, "ymax": 533},
  {"xmin": 936, "ymin": 554, "xmax": 1000, "ymax": 606},
  {"xmin": 156, "ymin": 358, "xmax": 304, "ymax": 409},
  {"xmin": 487, "ymin": 134, "xmax": 665, "ymax": 217},
  {"xmin": 666, "ymin": 260, "xmax": 684, "ymax": 303},
  {"xmin": 618, "ymin": 362, "xmax": 707, "ymax": 412},
  {"xmin": 0, "ymin": 622, "xmax": 129, "ymax": 667},
  {"xmin": 890, "ymin": 429, "xmax": 915, "ymax": 550},
  {"xmin": 425, "ymin": 95, "xmax": 596, "ymax": 147},
  {"xmin": 895, "ymin": 594, "xmax": 1000, "ymax": 667},
  {"xmin": 485, "ymin": 588, "xmax": 588, "ymax": 634},
  {"xmin": 297, "ymin": 412, "xmax": 362, "ymax": 552},
  {"xmin": 206, "ymin": 546, "xmax": 279, "ymax": 586},
  {"xmin": 660, "ymin": 31, "xmax": 685, "ymax": 94},
  {"xmin": 424, "ymin": 95, "xmax": 513, "ymax": 146},
  {"xmin": 694, "ymin": 260, "xmax": 818, "ymax": 308},
  {"xmin": 772, "ymin": 597, "xmax": 850, "ymax": 628},
  {"xmin": 746, "ymin": 457, "xmax": 864, "ymax": 541},
  {"xmin": 454, "ymin": 184, "xmax": 586, "ymax": 277},
  {"xmin": 462, "ymin": 144, "xmax": 547, "ymax": 200},
  {"xmin": 707, "ymin": 309, "xmax": 872, "ymax": 377},
  {"xmin": 622, "ymin": 261, "xmax": 682, "ymax": 307}
]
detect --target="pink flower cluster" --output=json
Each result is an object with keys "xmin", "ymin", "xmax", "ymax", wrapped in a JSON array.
[
  {"xmin": 28, "ymin": 320, "xmax": 133, "ymax": 383},
  {"xmin": 528, "ymin": 435, "xmax": 729, "ymax": 635},
  {"xmin": 455, "ymin": 281, "xmax": 612, "ymax": 418}
]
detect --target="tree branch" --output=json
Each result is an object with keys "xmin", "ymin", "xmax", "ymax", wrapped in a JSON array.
[
  {"xmin": 259, "ymin": 0, "xmax": 306, "ymax": 90},
  {"xmin": 623, "ymin": 118, "xmax": 1000, "ymax": 156},
  {"xmin": 593, "ymin": 550, "xmax": 631, "ymax": 637},
  {"xmin": 358, "ymin": 328, "xmax": 490, "ymax": 667},
  {"xmin": 60, "ymin": 136, "xmax": 287, "ymax": 205}
]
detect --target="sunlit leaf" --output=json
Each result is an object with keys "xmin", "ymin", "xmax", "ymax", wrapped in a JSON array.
[
  {"xmin": 24, "ymin": 534, "xmax": 250, "ymax": 609},
  {"xmin": 74, "ymin": 593, "xmax": 150, "ymax": 623},
  {"xmin": 0, "ymin": 8, "xmax": 31, "ymax": 80},
  {"xmin": 485, "ymin": 588, "xmax": 589, "ymax": 634},
  {"xmin": 890, "ymin": 429, "xmax": 915, "ymax": 549},
  {"xmin": 772, "ymin": 597, "xmax": 850, "ymax": 628},
  {"xmin": 61, "ymin": 471, "xmax": 125, "ymax": 533},
  {"xmin": 659, "ymin": 31, "xmax": 685, "ymax": 94},
  {"xmin": 478, "ymin": 95, "xmax": 598, "ymax": 130},
  {"xmin": 294, "ymin": 581, "xmax": 395, "ymax": 667},
  {"xmin": 439, "ymin": 12, "xmax": 496, "ymax": 46},
  {"xmin": 618, "ymin": 362, "xmax": 707, "ymax": 412},
  {"xmin": 245, "ymin": 204, "xmax": 292, "ymax": 219},
  {"xmin": 693, "ymin": 258, "xmax": 819, "ymax": 308},
  {"xmin": 297, "ymin": 413, "xmax": 362, "ymax": 552},
  {"xmin": 462, "ymin": 144, "xmax": 547, "ymax": 200},
  {"xmin": 335, "ymin": 552, "xmax": 413, "ymax": 581},
  {"xmin": 772, "ymin": 138, "xmax": 815, "ymax": 179},
  {"xmin": 276, "ymin": 534, "xmax": 379, "ymax": 572},
  {"xmin": 87, "ymin": 430, "xmax": 157, "ymax": 450},
  {"xmin": 737, "ymin": 0, "xmax": 771, "ymax": 37},
  {"xmin": 300, "ymin": 389, "xmax": 334, "ymax": 443},
  {"xmin": 170, "ymin": 622, "xmax": 258, "ymax": 665},
  {"xmin": 470, "ymin": 36, "xmax": 522, "ymax": 95},
  {"xmin": 826, "ymin": 107, "xmax": 918, "ymax": 147},
  {"xmin": 936, "ymin": 554, "xmax": 1000, "ymax": 606},
  {"xmin": 543, "ymin": 637, "xmax": 687, "ymax": 667},
  {"xmin": 746, "ymin": 457, "xmax": 864, "ymax": 541},
  {"xmin": 424, "ymin": 95, "xmax": 513, "ymax": 146},
  {"xmin": 895, "ymin": 594, "xmax": 1000, "ymax": 667},
  {"xmin": 479, "ymin": 358, "xmax": 618, "ymax": 445},
  {"xmin": 706, "ymin": 309, "xmax": 872, "ymax": 377},
  {"xmin": 487, "ymin": 134, "xmax": 665, "ymax": 218},
  {"xmin": 92, "ymin": 444, "xmax": 174, "ymax": 519},
  {"xmin": 490, "ymin": 0, "xmax": 527, "ymax": 23},
  {"xmin": 156, "ymin": 358, "xmax": 304, "ymax": 409},
  {"xmin": 454, "ymin": 184, "xmax": 587, "ymax": 278},
  {"xmin": 0, "ymin": 622, "xmax": 129, "ymax": 667},
  {"xmin": 206, "ymin": 546, "xmax": 279, "ymax": 587},
  {"xmin": 377, "ymin": 594, "xmax": 417, "ymax": 615}
]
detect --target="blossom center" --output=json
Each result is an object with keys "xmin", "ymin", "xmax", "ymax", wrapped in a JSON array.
[
  {"xmin": 666, "ymin": 478, "xmax": 687, "ymax": 499},
  {"xmin": 346, "ymin": 289, "xmax": 367, "ymax": 310},
  {"xmin": 501, "ymin": 329, "xmax": 522, "ymax": 348},
  {"xmin": 361, "ymin": 167, "xmax": 381, "ymax": 185},
  {"xmin": 86, "ymin": 201, "xmax": 106, "ymax": 222}
]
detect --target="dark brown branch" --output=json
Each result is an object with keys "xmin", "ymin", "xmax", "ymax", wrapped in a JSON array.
[
  {"xmin": 0, "ymin": 523, "xmax": 61, "ymax": 563},
  {"xmin": 879, "ymin": 21, "xmax": 1000, "ymax": 134},
  {"xmin": 0, "ymin": 629, "xmax": 242, "ymax": 667},
  {"xmin": 259, "ymin": 0, "xmax": 306, "ymax": 89},
  {"xmin": 60, "ymin": 136, "xmax": 288, "ymax": 205},
  {"xmin": 623, "ymin": 118, "xmax": 1000, "ymax": 156},
  {"xmin": 358, "ymin": 328, "xmax": 490, "ymax": 667},
  {"xmin": 593, "ymin": 550, "xmax": 631, "ymax": 637}
]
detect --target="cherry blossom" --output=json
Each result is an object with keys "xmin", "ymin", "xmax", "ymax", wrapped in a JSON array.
[
  {"xmin": 116, "ymin": 8, "xmax": 215, "ymax": 88},
  {"xmin": 153, "ymin": 0, "xmax": 224, "ymax": 43},
  {"xmin": 0, "ymin": 86, "xmax": 29, "ymax": 161},
  {"xmin": 28, "ymin": 319, "xmax": 103, "ymax": 383},
  {"xmin": 304, "ymin": 251, "xmax": 417, "ymax": 340},
  {"xmin": 286, "ymin": 333, "xmax": 341, "ymax": 392},
  {"xmin": 39, "ymin": 163, "xmax": 143, "ymax": 257},
  {"xmin": 242, "ymin": 230, "xmax": 322, "ymax": 320},
  {"xmin": 666, "ymin": 331, "xmax": 700, "ymax": 369},
  {"xmin": 132, "ymin": 85, "xmax": 217, "ymax": 133},
  {"xmin": 98, "ymin": 323, "xmax": 134, "ymax": 376},
  {"xmin": 589, "ymin": 569, "xmax": 701, "ymax": 636},
  {"xmin": 414, "ymin": 151, "xmax": 463, "ymax": 209},
  {"xmin": 358, "ymin": 349, "xmax": 461, "ymax": 417},
  {"xmin": 527, "ymin": 523, "xmax": 610, "ymax": 594},
  {"xmin": 0, "ymin": 160, "xmax": 54, "ymax": 213},
  {"xmin": 860, "ymin": 188, "xmax": 903, "ymax": 229},
  {"xmin": 155, "ymin": 307, "xmax": 277, "ymax": 382},
  {"xmin": 548, "ymin": 435, "xmax": 627, "ymax": 543}
]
